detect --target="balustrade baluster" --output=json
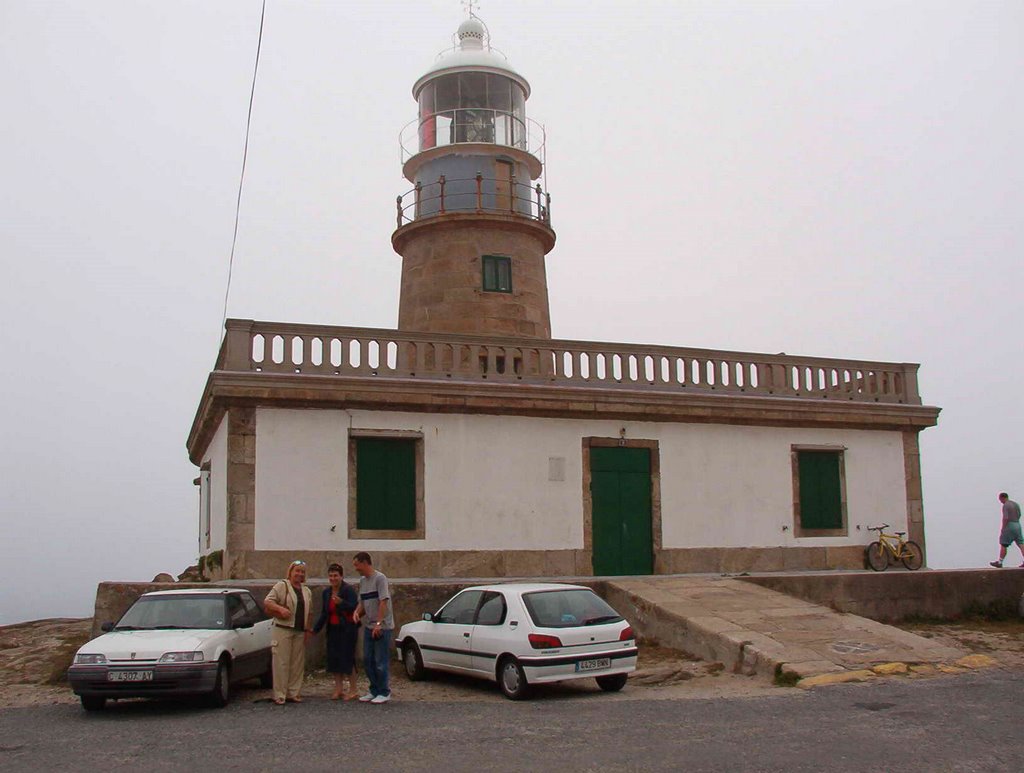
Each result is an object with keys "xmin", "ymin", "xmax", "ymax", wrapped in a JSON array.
[
  {"xmin": 334, "ymin": 339, "xmax": 349, "ymax": 373},
  {"xmin": 298, "ymin": 335, "xmax": 313, "ymax": 372}
]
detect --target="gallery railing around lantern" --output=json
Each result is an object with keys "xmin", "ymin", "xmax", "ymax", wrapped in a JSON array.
[
  {"xmin": 396, "ymin": 174, "xmax": 552, "ymax": 227},
  {"xmin": 400, "ymin": 109, "xmax": 546, "ymax": 164},
  {"xmin": 217, "ymin": 320, "xmax": 923, "ymax": 406}
]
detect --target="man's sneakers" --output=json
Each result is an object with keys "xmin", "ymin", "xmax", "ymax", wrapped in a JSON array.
[
  {"xmin": 370, "ymin": 694, "xmax": 391, "ymax": 704},
  {"xmin": 358, "ymin": 693, "xmax": 375, "ymax": 702},
  {"xmin": 989, "ymin": 560, "xmax": 1003, "ymax": 568}
]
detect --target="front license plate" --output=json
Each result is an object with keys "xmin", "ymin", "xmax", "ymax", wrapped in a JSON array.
[
  {"xmin": 575, "ymin": 657, "xmax": 611, "ymax": 673},
  {"xmin": 107, "ymin": 671, "xmax": 154, "ymax": 682}
]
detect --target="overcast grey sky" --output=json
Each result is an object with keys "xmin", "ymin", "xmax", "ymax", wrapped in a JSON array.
[{"xmin": 2, "ymin": 1, "xmax": 1021, "ymax": 625}]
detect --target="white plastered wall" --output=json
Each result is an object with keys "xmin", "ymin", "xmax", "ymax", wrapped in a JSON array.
[
  {"xmin": 254, "ymin": 408, "xmax": 908, "ymax": 552},
  {"xmin": 201, "ymin": 417, "xmax": 228, "ymax": 554},
  {"xmin": 658, "ymin": 424, "xmax": 906, "ymax": 548}
]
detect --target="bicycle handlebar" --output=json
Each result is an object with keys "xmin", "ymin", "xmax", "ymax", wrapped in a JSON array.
[{"xmin": 867, "ymin": 524, "xmax": 890, "ymax": 532}]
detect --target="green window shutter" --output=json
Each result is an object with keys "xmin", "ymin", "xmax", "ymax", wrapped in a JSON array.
[
  {"xmin": 482, "ymin": 255, "xmax": 512, "ymax": 293},
  {"xmin": 798, "ymin": 451, "xmax": 842, "ymax": 530},
  {"xmin": 356, "ymin": 438, "xmax": 416, "ymax": 531}
]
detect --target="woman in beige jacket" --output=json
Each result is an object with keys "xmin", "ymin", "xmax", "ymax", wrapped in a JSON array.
[{"xmin": 263, "ymin": 560, "xmax": 313, "ymax": 704}]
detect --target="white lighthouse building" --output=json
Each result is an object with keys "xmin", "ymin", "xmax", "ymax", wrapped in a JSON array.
[{"xmin": 187, "ymin": 15, "xmax": 939, "ymax": 581}]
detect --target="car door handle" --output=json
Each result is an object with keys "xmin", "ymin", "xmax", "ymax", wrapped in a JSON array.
[{"xmin": 463, "ymin": 632, "xmax": 470, "ymax": 638}]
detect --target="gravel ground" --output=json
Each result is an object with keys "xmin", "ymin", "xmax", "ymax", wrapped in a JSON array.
[
  {"xmin": 5, "ymin": 616, "xmax": 1020, "ymax": 710},
  {"xmin": 899, "ymin": 617, "xmax": 1024, "ymax": 668}
]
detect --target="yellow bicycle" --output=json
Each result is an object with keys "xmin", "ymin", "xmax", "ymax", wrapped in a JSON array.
[{"xmin": 865, "ymin": 524, "xmax": 923, "ymax": 571}]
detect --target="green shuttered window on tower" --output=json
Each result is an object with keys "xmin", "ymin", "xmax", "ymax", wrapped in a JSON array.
[
  {"xmin": 797, "ymin": 450, "xmax": 843, "ymax": 530},
  {"xmin": 482, "ymin": 255, "xmax": 512, "ymax": 293},
  {"xmin": 355, "ymin": 437, "xmax": 416, "ymax": 531}
]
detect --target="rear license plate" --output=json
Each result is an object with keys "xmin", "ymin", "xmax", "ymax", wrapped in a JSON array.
[
  {"xmin": 575, "ymin": 657, "xmax": 611, "ymax": 673},
  {"xmin": 108, "ymin": 671, "xmax": 154, "ymax": 682}
]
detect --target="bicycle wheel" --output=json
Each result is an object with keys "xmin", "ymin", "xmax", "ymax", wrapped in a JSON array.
[
  {"xmin": 866, "ymin": 541, "xmax": 888, "ymax": 571},
  {"xmin": 901, "ymin": 541, "xmax": 923, "ymax": 570}
]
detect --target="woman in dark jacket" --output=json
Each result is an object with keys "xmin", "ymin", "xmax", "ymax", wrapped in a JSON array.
[{"xmin": 313, "ymin": 563, "xmax": 360, "ymax": 699}]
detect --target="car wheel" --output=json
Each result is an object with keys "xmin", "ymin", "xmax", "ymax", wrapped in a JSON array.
[
  {"xmin": 207, "ymin": 660, "xmax": 231, "ymax": 708},
  {"xmin": 596, "ymin": 673, "xmax": 628, "ymax": 692},
  {"xmin": 402, "ymin": 641, "xmax": 426, "ymax": 681},
  {"xmin": 80, "ymin": 695, "xmax": 106, "ymax": 712},
  {"xmin": 497, "ymin": 657, "xmax": 530, "ymax": 701}
]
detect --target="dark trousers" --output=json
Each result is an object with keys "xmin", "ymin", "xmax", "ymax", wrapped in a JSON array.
[{"xmin": 363, "ymin": 628, "xmax": 392, "ymax": 697}]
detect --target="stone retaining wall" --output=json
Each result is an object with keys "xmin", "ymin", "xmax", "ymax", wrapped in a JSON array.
[{"xmin": 740, "ymin": 569, "xmax": 1024, "ymax": 622}]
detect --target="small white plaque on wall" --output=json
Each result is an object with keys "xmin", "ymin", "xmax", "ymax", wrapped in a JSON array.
[{"xmin": 548, "ymin": 456, "xmax": 566, "ymax": 482}]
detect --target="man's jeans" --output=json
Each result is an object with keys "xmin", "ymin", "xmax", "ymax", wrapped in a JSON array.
[{"xmin": 363, "ymin": 627, "xmax": 392, "ymax": 697}]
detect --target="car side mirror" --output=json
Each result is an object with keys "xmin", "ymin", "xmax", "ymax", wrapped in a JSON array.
[
  {"xmin": 422, "ymin": 612, "xmax": 433, "ymax": 622},
  {"xmin": 101, "ymin": 622, "xmax": 114, "ymax": 632}
]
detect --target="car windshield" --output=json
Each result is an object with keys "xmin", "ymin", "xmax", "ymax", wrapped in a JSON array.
[
  {"xmin": 522, "ymin": 589, "xmax": 622, "ymax": 629},
  {"xmin": 115, "ymin": 596, "xmax": 226, "ymax": 631}
]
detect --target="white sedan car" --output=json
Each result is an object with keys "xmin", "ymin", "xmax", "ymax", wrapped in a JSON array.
[
  {"xmin": 396, "ymin": 583, "xmax": 637, "ymax": 700},
  {"xmin": 68, "ymin": 588, "xmax": 273, "ymax": 711}
]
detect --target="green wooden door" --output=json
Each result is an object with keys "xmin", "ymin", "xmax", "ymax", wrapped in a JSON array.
[{"xmin": 590, "ymin": 447, "xmax": 653, "ymax": 575}]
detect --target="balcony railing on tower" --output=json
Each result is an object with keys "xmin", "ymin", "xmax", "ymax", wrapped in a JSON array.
[{"xmin": 396, "ymin": 174, "xmax": 551, "ymax": 227}]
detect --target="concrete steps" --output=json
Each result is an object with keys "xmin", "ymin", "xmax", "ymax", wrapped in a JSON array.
[{"xmin": 604, "ymin": 576, "xmax": 965, "ymax": 682}]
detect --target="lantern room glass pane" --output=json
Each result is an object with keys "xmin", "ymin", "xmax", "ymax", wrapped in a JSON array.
[
  {"xmin": 487, "ymin": 73, "xmax": 512, "ymax": 112},
  {"xmin": 434, "ymin": 75, "xmax": 459, "ymax": 112},
  {"xmin": 511, "ymin": 84, "xmax": 525, "ymax": 122},
  {"xmin": 459, "ymin": 72, "xmax": 487, "ymax": 108},
  {"xmin": 418, "ymin": 81, "xmax": 435, "ymax": 116}
]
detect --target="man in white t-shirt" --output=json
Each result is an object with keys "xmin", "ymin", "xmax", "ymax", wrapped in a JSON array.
[{"xmin": 352, "ymin": 552, "xmax": 393, "ymax": 703}]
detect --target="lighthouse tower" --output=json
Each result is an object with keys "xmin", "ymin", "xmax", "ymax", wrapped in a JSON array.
[{"xmin": 393, "ymin": 16, "xmax": 555, "ymax": 339}]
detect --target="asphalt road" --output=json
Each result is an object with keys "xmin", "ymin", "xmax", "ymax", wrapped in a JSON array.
[{"xmin": 1, "ymin": 671, "xmax": 1019, "ymax": 772}]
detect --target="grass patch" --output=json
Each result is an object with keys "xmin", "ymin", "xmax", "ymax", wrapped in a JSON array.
[
  {"xmin": 774, "ymin": 664, "xmax": 800, "ymax": 687},
  {"xmin": 960, "ymin": 599, "xmax": 1019, "ymax": 622}
]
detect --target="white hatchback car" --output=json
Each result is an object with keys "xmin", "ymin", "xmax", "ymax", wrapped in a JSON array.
[
  {"xmin": 396, "ymin": 583, "xmax": 637, "ymax": 699},
  {"xmin": 68, "ymin": 588, "xmax": 273, "ymax": 711}
]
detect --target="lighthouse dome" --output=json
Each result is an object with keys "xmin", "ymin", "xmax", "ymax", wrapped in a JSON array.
[{"xmin": 412, "ymin": 18, "xmax": 531, "ymax": 99}]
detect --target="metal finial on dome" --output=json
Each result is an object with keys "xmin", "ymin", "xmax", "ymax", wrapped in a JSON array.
[{"xmin": 461, "ymin": 0, "xmax": 480, "ymax": 18}]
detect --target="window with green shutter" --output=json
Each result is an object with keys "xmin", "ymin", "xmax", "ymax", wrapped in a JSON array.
[
  {"xmin": 482, "ymin": 254, "xmax": 512, "ymax": 293},
  {"xmin": 793, "ymin": 448, "xmax": 847, "ymax": 535},
  {"xmin": 349, "ymin": 435, "xmax": 423, "ymax": 537}
]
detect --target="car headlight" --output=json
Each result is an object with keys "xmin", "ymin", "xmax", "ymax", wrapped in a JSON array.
[
  {"xmin": 159, "ymin": 651, "xmax": 205, "ymax": 663},
  {"xmin": 73, "ymin": 653, "xmax": 107, "ymax": 665}
]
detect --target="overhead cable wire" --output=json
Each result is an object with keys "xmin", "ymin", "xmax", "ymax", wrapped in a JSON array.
[{"xmin": 220, "ymin": 0, "xmax": 267, "ymax": 346}]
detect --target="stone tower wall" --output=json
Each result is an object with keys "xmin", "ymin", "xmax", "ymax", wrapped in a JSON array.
[{"xmin": 396, "ymin": 219, "xmax": 552, "ymax": 338}]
